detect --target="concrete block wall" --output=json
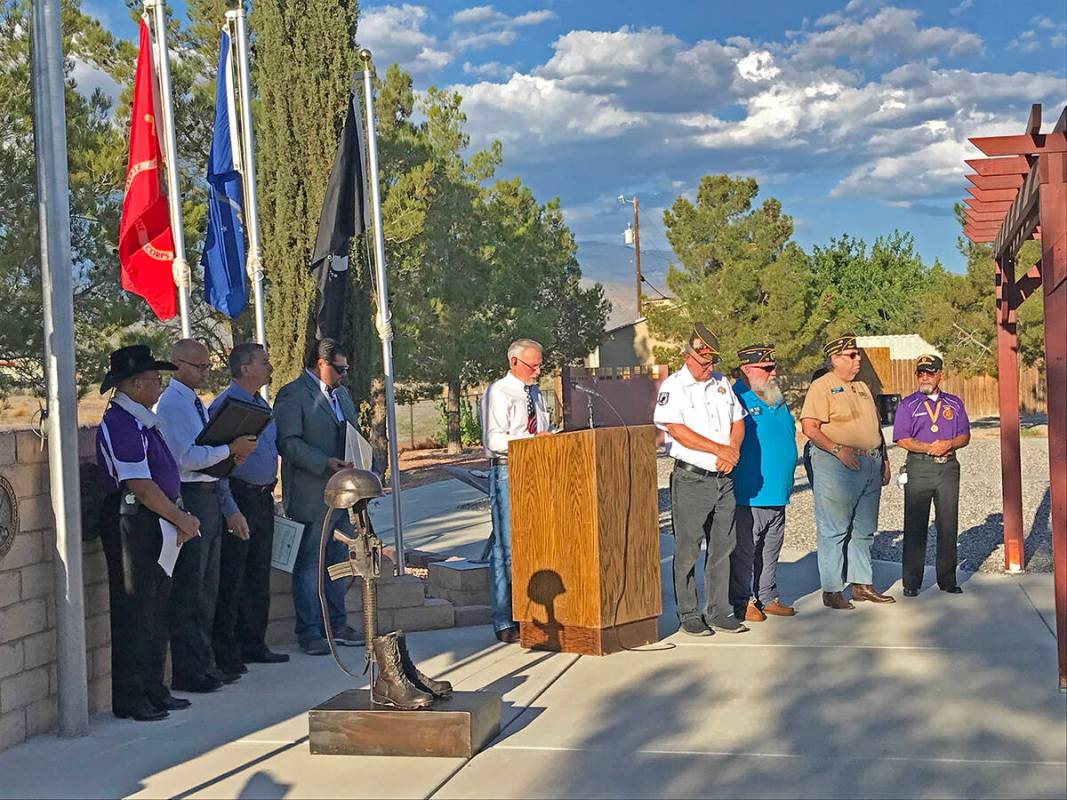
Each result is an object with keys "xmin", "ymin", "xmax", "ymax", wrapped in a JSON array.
[{"xmin": 0, "ymin": 427, "xmax": 112, "ymax": 753}]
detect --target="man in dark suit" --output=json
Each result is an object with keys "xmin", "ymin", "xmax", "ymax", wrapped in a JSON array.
[{"xmin": 274, "ymin": 338, "xmax": 361, "ymax": 655}]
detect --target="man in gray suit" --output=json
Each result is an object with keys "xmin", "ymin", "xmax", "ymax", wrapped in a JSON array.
[{"xmin": 275, "ymin": 338, "xmax": 362, "ymax": 655}]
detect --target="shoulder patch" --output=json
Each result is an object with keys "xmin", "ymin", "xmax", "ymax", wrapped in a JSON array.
[{"xmin": 657, "ymin": 391, "xmax": 670, "ymax": 406}]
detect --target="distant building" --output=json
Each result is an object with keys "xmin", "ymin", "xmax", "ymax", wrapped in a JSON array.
[
  {"xmin": 856, "ymin": 334, "xmax": 940, "ymax": 360},
  {"xmin": 585, "ymin": 300, "xmax": 678, "ymax": 369}
]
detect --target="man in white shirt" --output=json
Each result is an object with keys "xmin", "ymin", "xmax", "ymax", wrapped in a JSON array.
[
  {"xmin": 654, "ymin": 323, "xmax": 748, "ymax": 636},
  {"xmin": 480, "ymin": 338, "xmax": 552, "ymax": 643},
  {"xmin": 156, "ymin": 339, "xmax": 257, "ymax": 692}
]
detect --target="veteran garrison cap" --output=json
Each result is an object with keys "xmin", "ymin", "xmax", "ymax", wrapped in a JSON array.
[
  {"xmin": 686, "ymin": 323, "xmax": 720, "ymax": 360},
  {"xmin": 823, "ymin": 333, "xmax": 858, "ymax": 357},
  {"xmin": 737, "ymin": 343, "xmax": 776, "ymax": 365},
  {"xmin": 915, "ymin": 354, "xmax": 944, "ymax": 373}
]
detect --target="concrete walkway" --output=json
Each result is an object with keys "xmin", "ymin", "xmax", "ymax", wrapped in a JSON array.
[{"xmin": 1, "ymin": 480, "xmax": 1064, "ymax": 799}]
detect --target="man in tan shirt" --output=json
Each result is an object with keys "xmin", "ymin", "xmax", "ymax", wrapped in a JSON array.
[{"xmin": 801, "ymin": 334, "xmax": 893, "ymax": 609}]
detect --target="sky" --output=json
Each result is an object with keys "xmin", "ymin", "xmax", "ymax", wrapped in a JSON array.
[{"xmin": 85, "ymin": 0, "xmax": 1067, "ymax": 274}]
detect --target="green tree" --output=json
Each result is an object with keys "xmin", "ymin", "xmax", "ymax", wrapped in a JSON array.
[
  {"xmin": 254, "ymin": 0, "xmax": 372, "ymax": 392},
  {"xmin": 646, "ymin": 175, "xmax": 819, "ymax": 375},
  {"xmin": 0, "ymin": 0, "xmax": 171, "ymax": 398}
]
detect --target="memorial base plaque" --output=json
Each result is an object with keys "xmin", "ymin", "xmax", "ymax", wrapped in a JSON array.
[{"xmin": 308, "ymin": 689, "xmax": 502, "ymax": 758}]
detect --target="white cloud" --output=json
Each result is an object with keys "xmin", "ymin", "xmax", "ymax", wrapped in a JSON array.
[
  {"xmin": 462, "ymin": 60, "xmax": 516, "ymax": 79},
  {"xmin": 71, "ymin": 57, "xmax": 120, "ymax": 103},
  {"xmin": 358, "ymin": 5, "xmax": 452, "ymax": 75},
  {"xmin": 1052, "ymin": 33, "xmax": 1067, "ymax": 49},
  {"xmin": 451, "ymin": 6, "xmax": 507, "ymax": 26},
  {"xmin": 448, "ymin": 6, "xmax": 555, "ymax": 52},
  {"xmin": 736, "ymin": 51, "xmax": 781, "ymax": 82},
  {"xmin": 950, "ymin": 0, "xmax": 973, "ymax": 15},
  {"xmin": 1007, "ymin": 30, "xmax": 1042, "ymax": 53},
  {"xmin": 1031, "ymin": 16, "xmax": 1058, "ymax": 29}
]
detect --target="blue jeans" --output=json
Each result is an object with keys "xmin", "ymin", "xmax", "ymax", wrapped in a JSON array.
[
  {"xmin": 292, "ymin": 508, "xmax": 350, "ymax": 641},
  {"xmin": 811, "ymin": 447, "xmax": 882, "ymax": 592},
  {"xmin": 488, "ymin": 465, "xmax": 514, "ymax": 632}
]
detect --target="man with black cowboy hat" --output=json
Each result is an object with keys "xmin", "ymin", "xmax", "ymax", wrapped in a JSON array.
[
  {"xmin": 654, "ymin": 323, "xmax": 748, "ymax": 635},
  {"xmin": 95, "ymin": 345, "xmax": 202, "ymax": 721},
  {"xmin": 892, "ymin": 354, "xmax": 971, "ymax": 596},
  {"xmin": 801, "ymin": 333, "xmax": 894, "ymax": 610},
  {"xmin": 729, "ymin": 343, "xmax": 798, "ymax": 623}
]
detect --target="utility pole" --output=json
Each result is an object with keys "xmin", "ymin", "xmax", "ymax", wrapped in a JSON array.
[
  {"xmin": 632, "ymin": 195, "xmax": 642, "ymax": 318},
  {"xmin": 30, "ymin": 0, "xmax": 89, "ymax": 737}
]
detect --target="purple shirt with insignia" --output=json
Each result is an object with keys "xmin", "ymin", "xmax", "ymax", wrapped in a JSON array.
[
  {"xmin": 892, "ymin": 390, "xmax": 970, "ymax": 445},
  {"xmin": 96, "ymin": 394, "xmax": 181, "ymax": 502}
]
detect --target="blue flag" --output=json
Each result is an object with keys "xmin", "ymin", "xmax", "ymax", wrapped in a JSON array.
[{"xmin": 202, "ymin": 31, "xmax": 247, "ymax": 319}]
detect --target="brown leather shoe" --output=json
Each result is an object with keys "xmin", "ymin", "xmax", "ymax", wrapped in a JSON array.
[
  {"xmin": 494, "ymin": 626, "xmax": 521, "ymax": 644},
  {"xmin": 850, "ymin": 584, "xmax": 896, "ymax": 603},
  {"xmin": 762, "ymin": 598, "xmax": 796, "ymax": 617},
  {"xmin": 822, "ymin": 591, "xmax": 855, "ymax": 610},
  {"xmin": 743, "ymin": 600, "xmax": 767, "ymax": 622}
]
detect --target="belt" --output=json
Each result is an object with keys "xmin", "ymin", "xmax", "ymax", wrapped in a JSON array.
[
  {"xmin": 674, "ymin": 461, "xmax": 723, "ymax": 478},
  {"xmin": 181, "ymin": 481, "xmax": 218, "ymax": 493},
  {"xmin": 907, "ymin": 452, "xmax": 956, "ymax": 464},
  {"xmin": 231, "ymin": 477, "xmax": 277, "ymax": 493},
  {"xmin": 854, "ymin": 447, "xmax": 882, "ymax": 458},
  {"xmin": 490, "ymin": 456, "xmax": 508, "ymax": 466}
]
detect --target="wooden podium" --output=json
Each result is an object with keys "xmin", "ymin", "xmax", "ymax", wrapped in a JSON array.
[{"xmin": 509, "ymin": 426, "xmax": 661, "ymax": 655}]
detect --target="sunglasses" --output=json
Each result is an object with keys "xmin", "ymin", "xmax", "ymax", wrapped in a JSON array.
[
  {"xmin": 754, "ymin": 364, "xmax": 777, "ymax": 373},
  {"xmin": 330, "ymin": 362, "xmax": 350, "ymax": 375},
  {"xmin": 839, "ymin": 351, "xmax": 861, "ymax": 360}
]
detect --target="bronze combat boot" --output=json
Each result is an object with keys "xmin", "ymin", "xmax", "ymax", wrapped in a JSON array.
[
  {"xmin": 370, "ymin": 634, "xmax": 433, "ymax": 710},
  {"xmin": 392, "ymin": 631, "xmax": 453, "ymax": 699}
]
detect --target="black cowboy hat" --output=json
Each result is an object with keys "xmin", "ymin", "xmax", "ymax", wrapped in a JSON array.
[{"xmin": 100, "ymin": 345, "xmax": 177, "ymax": 394}]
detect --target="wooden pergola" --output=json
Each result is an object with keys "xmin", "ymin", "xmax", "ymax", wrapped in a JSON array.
[{"xmin": 963, "ymin": 103, "xmax": 1066, "ymax": 691}]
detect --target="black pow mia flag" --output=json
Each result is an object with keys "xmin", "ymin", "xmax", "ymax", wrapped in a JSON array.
[{"xmin": 310, "ymin": 81, "xmax": 369, "ymax": 340}]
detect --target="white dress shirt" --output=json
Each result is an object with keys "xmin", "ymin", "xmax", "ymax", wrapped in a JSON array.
[
  {"xmin": 481, "ymin": 372, "xmax": 551, "ymax": 458},
  {"xmin": 306, "ymin": 368, "xmax": 344, "ymax": 422},
  {"xmin": 653, "ymin": 367, "xmax": 746, "ymax": 472},
  {"xmin": 155, "ymin": 377, "xmax": 229, "ymax": 483}
]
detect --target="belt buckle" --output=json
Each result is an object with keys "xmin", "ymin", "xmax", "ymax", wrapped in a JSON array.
[{"xmin": 933, "ymin": 455, "xmax": 949, "ymax": 464}]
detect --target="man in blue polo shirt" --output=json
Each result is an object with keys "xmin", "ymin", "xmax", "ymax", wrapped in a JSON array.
[{"xmin": 729, "ymin": 343, "xmax": 799, "ymax": 622}]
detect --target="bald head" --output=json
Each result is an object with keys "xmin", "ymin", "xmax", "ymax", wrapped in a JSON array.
[{"xmin": 171, "ymin": 339, "xmax": 211, "ymax": 389}]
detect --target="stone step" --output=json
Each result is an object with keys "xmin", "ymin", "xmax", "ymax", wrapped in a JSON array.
[
  {"xmin": 428, "ymin": 559, "xmax": 490, "ymax": 593},
  {"xmin": 427, "ymin": 585, "xmax": 491, "ymax": 608},
  {"xmin": 265, "ymin": 597, "xmax": 456, "ymax": 646},
  {"xmin": 454, "ymin": 605, "xmax": 491, "ymax": 627}
]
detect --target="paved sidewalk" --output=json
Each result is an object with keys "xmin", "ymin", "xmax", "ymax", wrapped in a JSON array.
[{"xmin": 1, "ymin": 479, "xmax": 1063, "ymax": 799}]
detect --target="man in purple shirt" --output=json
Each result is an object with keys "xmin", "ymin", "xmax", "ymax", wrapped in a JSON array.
[
  {"xmin": 892, "ymin": 354, "xmax": 971, "ymax": 596},
  {"xmin": 96, "ymin": 345, "xmax": 201, "ymax": 721}
]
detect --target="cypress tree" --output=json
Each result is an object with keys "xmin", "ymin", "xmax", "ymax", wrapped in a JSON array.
[{"xmin": 253, "ymin": 0, "xmax": 372, "ymax": 395}]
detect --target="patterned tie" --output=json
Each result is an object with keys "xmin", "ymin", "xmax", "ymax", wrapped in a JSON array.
[
  {"xmin": 194, "ymin": 395, "xmax": 208, "ymax": 424},
  {"xmin": 525, "ymin": 385, "xmax": 538, "ymax": 434}
]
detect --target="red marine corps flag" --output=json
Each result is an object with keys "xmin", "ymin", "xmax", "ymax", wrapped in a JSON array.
[{"xmin": 118, "ymin": 18, "xmax": 176, "ymax": 320}]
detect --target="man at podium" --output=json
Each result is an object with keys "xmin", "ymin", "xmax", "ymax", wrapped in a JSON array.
[
  {"xmin": 481, "ymin": 338, "xmax": 553, "ymax": 643},
  {"xmin": 654, "ymin": 324, "xmax": 748, "ymax": 636}
]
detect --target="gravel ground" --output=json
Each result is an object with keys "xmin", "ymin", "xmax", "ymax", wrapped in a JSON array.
[{"xmin": 657, "ymin": 434, "xmax": 1053, "ymax": 574}]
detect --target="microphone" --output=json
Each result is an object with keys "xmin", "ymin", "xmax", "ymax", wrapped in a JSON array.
[{"xmin": 571, "ymin": 382, "xmax": 604, "ymax": 399}]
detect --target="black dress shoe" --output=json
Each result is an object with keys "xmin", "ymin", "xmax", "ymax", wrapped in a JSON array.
[
  {"xmin": 244, "ymin": 649, "xmax": 290, "ymax": 664},
  {"xmin": 171, "ymin": 674, "xmax": 223, "ymax": 693},
  {"xmin": 494, "ymin": 626, "xmax": 520, "ymax": 644},
  {"xmin": 217, "ymin": 662, "xmax": 249, "ymax": 676},
  {"xmin": 209, "ymin": 668, "xmax": 242, "ymax": 684},
  {"xmin": 940, "ymin": 585, "xmax": 963, "ymax": 594},
  {"xmin": 903, "ymin": 587, "xmax": 919, "ymax": 598},
  {"xmin": 115, "ymin": 700, "xmax": 168, "ymax": 721},
  {"xmin": 151, "ymin": 694, "xmax": 191, "ymax": 711}
]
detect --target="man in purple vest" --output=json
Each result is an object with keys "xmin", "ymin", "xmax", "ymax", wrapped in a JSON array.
[{"xmin": 892, "ymin": 354, "xmax": 971, "ymax": 596}]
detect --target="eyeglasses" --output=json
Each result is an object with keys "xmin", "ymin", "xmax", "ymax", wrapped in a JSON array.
[
  {"xmin": 515, "ymin": 358, "xmax": 542, "ymax": 371},
  {"xmin": 330, "ymin": 362, "xmax": 350, "ymax": 375},
  {"xmin": 839, "ymin": 351, "xmax": 861, "ymax": 360},
  {"xmin": 177, "ymin": 358, "xmax": 211, "ymax": 371},
  {"xmin": 755, "ymin": 364, "xmax": 777, "ymax": 373}
]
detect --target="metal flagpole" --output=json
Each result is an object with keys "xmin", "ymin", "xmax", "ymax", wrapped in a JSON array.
[
  {"xmin": 228, "ymin": 3, "xmax": 269, "ymax": 382},
  {"xmin": 358, "ymin": 50, "xmax": 405, "ymax": 574},
  {"xmin": 29, "ymin": 0, "xmax": 89, "ymax": 737},
  {"xmin": 144, "ymin": 0, "xmax": 192, "ymax": 338}
]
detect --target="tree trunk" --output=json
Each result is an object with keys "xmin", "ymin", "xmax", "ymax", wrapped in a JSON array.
[
  {"xmin": 370, "ymin": 376, "xmax": 389, "ymax": 476},
  {"xmin": 445, "ymin": 378, "xmax": 462, "ymax": 454}
]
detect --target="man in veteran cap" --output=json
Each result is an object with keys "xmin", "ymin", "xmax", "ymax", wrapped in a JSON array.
[
  {"xmin": 654, "ymin": 323, "xmax": 749, "ymax": 635},
  {"xmin": 892, "ymin": 355, "xmax": 971, "ymax": 596},
  {"xmin": 729, "ymin": 344, "xmax": 798, "ymax": 622},
  {"xmin": 801, "ymin": 334, "xmax": 894, "ymax": 609}
]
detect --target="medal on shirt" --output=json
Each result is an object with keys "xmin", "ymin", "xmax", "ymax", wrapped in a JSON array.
[{"xmin": 923, "ymin": 398, "xmax": 943, "ymax": 433}]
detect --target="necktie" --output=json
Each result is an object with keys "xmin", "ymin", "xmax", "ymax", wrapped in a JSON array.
[
  {"xmin": 525, "ymin": 386, "xmax": 537, "ymax": 434},
  {"xmin": 194, "ymin": 396, "xmax": 208, "ymax": 424}
]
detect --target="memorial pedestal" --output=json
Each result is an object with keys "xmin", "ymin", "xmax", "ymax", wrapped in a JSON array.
[{"xmin": 308, "ymin": 689, "xmax": 501, "ymax": 758}]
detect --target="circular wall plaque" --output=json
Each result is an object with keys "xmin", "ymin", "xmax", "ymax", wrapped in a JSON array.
[{"xmin": 0, "ymin": 475, "xmax": 18, "ymax": 562}]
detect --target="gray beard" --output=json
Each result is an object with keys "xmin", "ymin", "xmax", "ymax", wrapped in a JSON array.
[
  {"xmin": 919, "ymin": 385, "xmax": 936, "ymax": 395},
  {"xmin": 753, "ymin": 379, "xmax": 784, "ymax": 406}
]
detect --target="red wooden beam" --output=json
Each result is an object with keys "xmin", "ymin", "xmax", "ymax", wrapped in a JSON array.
[
  {"xmin": 966, "ymin": 211, "xmax": 1008, "ymax": 224},
  {"xmin": 966, "ymin": 156, "xmax": 1031, "ymax": 176},
  {"xmin": 967, "ymin": 187, "xmax": 1020, "ymax": 202},
  {"xmin": 966, "ymin": 173, "xmax": 1026, "ymax": 191},
  {"xmin": 969, "ymin": 131, "xmax": 1067, "ymax": 156},
  {"xmin": 963, "ymin": 227, "xmax": 996, "ymax": 241},
  {"xmin": 965, "ymin": 198, "xmax": 1014, "ymax": 212}
]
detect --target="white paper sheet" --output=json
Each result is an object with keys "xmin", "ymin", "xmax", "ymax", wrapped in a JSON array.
[
  {"xmin": 271, "ymin": 515, "xmax": 305, "ymax": 573},
  {"xmin": 345, "ymin": 423, "xmax": 374, "ymax": 471},
  {"xmin": 157, "ymin": 519, "xmax": 181, "ymax": 577}
]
